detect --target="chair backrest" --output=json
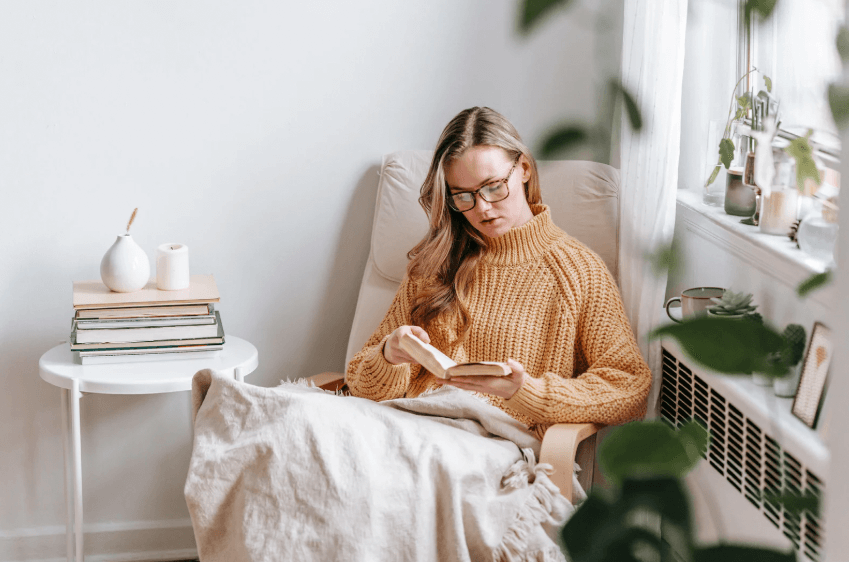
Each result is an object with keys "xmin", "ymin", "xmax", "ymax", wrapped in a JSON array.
[{"xmin": 345, "ymin": 150, "xmax": 621, "ymax": 367}]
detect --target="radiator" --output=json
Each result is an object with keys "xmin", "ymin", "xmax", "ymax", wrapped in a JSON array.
[{"xmin": 659, "ymin": 343, "xmax": 826, "ymax": 562}]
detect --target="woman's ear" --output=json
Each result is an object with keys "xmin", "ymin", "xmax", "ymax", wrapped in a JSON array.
[{"xmin": 520, "ymin": 155, "xmax": 532, "ymax": 183}]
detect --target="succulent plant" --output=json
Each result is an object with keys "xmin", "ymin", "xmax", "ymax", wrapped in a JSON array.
[{"xmin": 708, "ymin": 290, "xmax": 758, "ymax": 317}]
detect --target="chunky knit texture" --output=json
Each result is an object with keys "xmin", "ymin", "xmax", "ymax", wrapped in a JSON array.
[{"xmin": 346, "ymin": 204, "xmax": 651, "ymax": 438}]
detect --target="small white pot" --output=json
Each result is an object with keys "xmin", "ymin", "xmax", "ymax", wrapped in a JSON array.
[
  {"xmin": 773, "ymin": 363, "xmax": 803, "ymax": 398},
  {"xmin": 100, "ymin": 234, "xmax": 150, "ymax": 292}
]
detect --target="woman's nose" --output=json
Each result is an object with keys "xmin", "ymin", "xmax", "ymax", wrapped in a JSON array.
[{"xmin": 475, "ymin": 193, "xmax": 493, "ymax": 211}]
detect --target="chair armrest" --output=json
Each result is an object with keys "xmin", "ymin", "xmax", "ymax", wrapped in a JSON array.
[
  {"xmin": 539, "ymin": 423, "xmax": 602, "ymax": 503},
  {"xmin": 307, "ymin": 372, "xmax": 346, "ymax": 392}
]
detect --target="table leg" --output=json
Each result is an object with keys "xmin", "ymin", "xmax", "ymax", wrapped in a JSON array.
[
  {"xmin": 61, "ymin": 389, "xmax": 73, "ymax": 562},
  {"xmin": 235, "ymin": 367, "xmax": 245, "ymax": 383},
  {"xmin": 70, "ymin": 379, "xmax": 84, "ymax": 561}
]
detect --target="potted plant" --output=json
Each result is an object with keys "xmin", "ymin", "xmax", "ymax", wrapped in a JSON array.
[
  {"xmin": 771, "ymin": 324, "xmax": 807, "ymax": 397},
  {"xmin": 706, "ymin": 289, "xmax": 759, "ymax": 320}
]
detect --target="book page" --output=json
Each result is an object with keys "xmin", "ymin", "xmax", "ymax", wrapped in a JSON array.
[{"xmin": 398, "ymin": 333, "xmax": 456, "ymax": 379}]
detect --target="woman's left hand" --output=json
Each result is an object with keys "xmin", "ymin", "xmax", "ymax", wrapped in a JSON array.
[{"xmin": 439, "ymin": 359, "xmax": 528, "ymax": 399}]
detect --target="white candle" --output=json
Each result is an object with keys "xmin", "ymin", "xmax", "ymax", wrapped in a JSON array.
[{"xmin": 156, "ymin": 243, "xmax": 190, "ymax": 290}]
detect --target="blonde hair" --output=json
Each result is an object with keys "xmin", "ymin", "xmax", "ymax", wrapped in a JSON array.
[{"xmin": 407, "ymin": 107, "xmax": 541, "ymax": 342}]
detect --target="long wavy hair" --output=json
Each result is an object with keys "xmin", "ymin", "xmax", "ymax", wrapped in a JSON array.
[{"xmin": 407, "ymin": 107, "xmax": 542, "ymax": 342}]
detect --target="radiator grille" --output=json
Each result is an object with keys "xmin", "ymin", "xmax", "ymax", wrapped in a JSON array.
[{"xmin": 660, "ymin": 348, "xmax": 824, "ymax": 562}]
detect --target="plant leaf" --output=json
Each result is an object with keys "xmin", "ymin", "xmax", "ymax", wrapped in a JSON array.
[
  {"xmin": 695, "ymin": 545, "xmax": 795, "ymax": 562},
  {"xmin": 539, "ymin": 125, "xmax": 589, "ymax": 158},
  {"xmin": 645, "ymin": 243, "xmax": 680, "ymax": 277},
  {"xmin": 837, "ymin": 26, "xmax": 849, "ymax": 62},
  {"xmin": 828, "ymin": 83, "xmax": 849, "ymax": 129},
  {"xmin": 705, "ymin": 165, "xmax": 721, "ymax": 187},
  {"xmin": 744, "ymin": 0, "xmax": 779, "ymax": 27},
  {"xmin": 737, "ymin": 92, "xmax": 751, "ymax": 110},
  {"xmin": 518, "ymin": 0, "xmax": 573, "ymax": 33},
  {"xmin": 719, "ymin": 138, "xmax": 735, "ymax": 169},
  {"xmin": 598, "ymin": 420, "xmax": 708, "ymax": 484},
  {"xmin": 762, "ymin": 491, "xmax": 820, "ymax": 518},
  {"xmin": 764, "ymin": 75, "xmax": 772, "ymax": 93},
  {"xmin": 797, "ymin": 270, "xmax": 832, "ymax": 297},
  {"xmin": 784, "ymin": 131, "xmax": 820, "ymax": 192},
  {"xmin": 610, "ymin": 80, "xmax": 642, "ymax": 132},
  {"xmin": 650, "ymin": 316, "xmax": 784, "ymax": 375}
]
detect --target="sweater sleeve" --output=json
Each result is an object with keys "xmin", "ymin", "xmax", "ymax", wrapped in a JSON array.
[
  {"xmin": 345, "ymin": 275, "xmax": 420, "ymax": 401},
  {"xmin": 503, "ymin": 252, "xmax": 652, "ymax": 426}
]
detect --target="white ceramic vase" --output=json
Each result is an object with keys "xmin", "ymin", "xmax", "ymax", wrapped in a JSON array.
[
  {"xmin": 773, "ymin": 363, "xmax": 803, "ymax": 398},
  {"xmin": 100, "ymin": 234, "xmax": 150, "ymax": 292}
]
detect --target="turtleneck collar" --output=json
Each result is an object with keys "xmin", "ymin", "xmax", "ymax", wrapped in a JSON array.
[{"xmin": 480, "ymin": 204, "xmax": 561, "ymax": 266}]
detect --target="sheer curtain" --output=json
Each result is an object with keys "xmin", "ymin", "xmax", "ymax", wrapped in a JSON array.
[{"xmin": 618, "ymin": 0, "xmax": 688, "ymax": 415}]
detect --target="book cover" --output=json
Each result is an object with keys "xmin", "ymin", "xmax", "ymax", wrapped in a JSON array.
[
  {"xmin": 76, "ymin": 314, "xmax": 216, "ymax": 330},
  {"xmin": 73, "ymin": 274, "xmax": 220, "ymax": 310},
  {"xmin": 80, "ymin": 349, "xmax": 222, "ymax": 365},
  {"xmin": 75, "ymin": 304, "xmax": 214, "ymax": 319},
  {"xmin": 78, "ymin": 343, "xmax": 224, "ymax": 357},
  {"xmin": 70, "ymin": 312, "xmax": 225, "ymax": 350},
  {"xmin": 398, "ymin": 333, "xmax": 511, "ymax": 380}
]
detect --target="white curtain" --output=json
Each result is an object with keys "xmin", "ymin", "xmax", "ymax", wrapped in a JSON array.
[{"xmin": 618, "ymin": 0, "xmax": 688, "ymax": 415}]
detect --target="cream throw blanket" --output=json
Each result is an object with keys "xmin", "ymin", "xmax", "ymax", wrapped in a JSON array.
[{"xmin": 185, "ymin": 370, "xmax": 579, "ymax": 561}]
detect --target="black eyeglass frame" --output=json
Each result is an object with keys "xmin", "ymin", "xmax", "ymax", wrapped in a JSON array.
[{"xmin": 445, "ymin": 155, "xmax": 521, "ymax": 213}]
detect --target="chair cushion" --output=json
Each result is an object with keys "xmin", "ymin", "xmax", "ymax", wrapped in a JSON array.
[{"xmin": 371, "ymin": 151, "xmax": 620, "ymax": 283}]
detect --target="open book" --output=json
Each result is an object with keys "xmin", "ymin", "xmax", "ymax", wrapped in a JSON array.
[{"xmin": 399, "ymin": 333, "xmax": 511, "ymax": 380}]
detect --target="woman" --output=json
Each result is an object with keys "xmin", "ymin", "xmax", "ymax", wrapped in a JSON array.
[{"xmin": 346, "ymin": 107, "xmax": 651, "ymax": 438}]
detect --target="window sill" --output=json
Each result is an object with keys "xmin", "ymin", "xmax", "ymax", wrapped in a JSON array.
[{"xmin": 675, "ymin": 189, "xmax": 836, "ymax": 309}]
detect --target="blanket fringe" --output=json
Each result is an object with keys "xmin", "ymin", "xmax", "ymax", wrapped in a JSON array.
[{"xmin": 495, "ymin": 449, "xmax": 569, "ymax": 562}]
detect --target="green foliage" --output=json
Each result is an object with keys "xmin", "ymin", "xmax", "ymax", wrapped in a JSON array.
[
  {"xmin": 837, "ymin": 26, "xmax": 849, "ymax": 62},
  {"xmin": 694, "ymin": 545, "xmax": 795, "ymax": 562},
  {"xmin": 744, "ymin": 0, "xmax": 779, "ymax": 27},
  {"xmin": 828, "ymin": 83, "xmax": 849, "ymax": 129},
  {"xmin": 779, "ymin": 324, "xmax": 807, "ymax": 367},
  {"xmin": 763, "ymin": 490, "xmax": 820, "ymax": 517},
  {"xmin": 764, "ymin": 75, "xmax": 773, "ymax": 93},
  {"xmin": 645, "ymin": 243, "xmax": 680, "ymax": 278},
  {"xmin": 706, "ymin": 165, "xmax": 721, "ymax": 187},
  {"xmin": 784, "ymin": 130, "xmax": 821, "ymax": 192},
  {"xmin": 797, "ymin": 270, "xmax": 832, "ymax": 297},
  {"xmin": 562, "ymin": 476, "xmax": 692, "ymax": 562},
  {"xmin": 611, "ymin": 79, "xmax": 643, "ymax": 131},
  {"xmin": 651, "ymin": 316, "xmax": 785, "ymax": 376},
  {"xmin": 518, "ymin": 0, "xmax": 573, "ymax": 33},
  {"xmin": 719, "ymin": 138, "xmax": 735, "ymax": 169},
  {"xmin": 539, "ymin": 126, "xmax": 590, "ymax": 158},
  {"xmin": 598, "ymin": 421, "xmax": 708, "ymax": 484}
]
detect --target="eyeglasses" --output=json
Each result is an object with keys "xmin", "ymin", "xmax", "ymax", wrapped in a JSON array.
[{"xmin": 446, "ymin": 155, "xmax": 520, "ymax": 212}]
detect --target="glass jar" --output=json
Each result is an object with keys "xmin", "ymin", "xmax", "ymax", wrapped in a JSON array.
[
  {"xmin": 724, "ymin": 122, "xmax": 756, "ymax": 216},
  {"xmin": 797, "ymin": 200, "xmax": 839, "ymax": 264}
]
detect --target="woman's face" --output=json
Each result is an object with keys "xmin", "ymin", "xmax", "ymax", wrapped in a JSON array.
[{"xmin": 443, "ymin": 145, "xmax": 534, "ymax": 239}]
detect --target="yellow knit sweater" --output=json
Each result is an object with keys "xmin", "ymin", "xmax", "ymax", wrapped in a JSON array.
[{"xmin": 346, "ymin": 204, "xmax": 651, "ymax": 438}]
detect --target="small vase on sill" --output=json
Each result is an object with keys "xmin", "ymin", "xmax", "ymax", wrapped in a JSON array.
[
  {"xmin": 100, "ymin": 234, "xmax": 150, "ymax": 293},
  {"xmin": 773, "ymin": 363, "xmax": 803, "ymax": 398}
]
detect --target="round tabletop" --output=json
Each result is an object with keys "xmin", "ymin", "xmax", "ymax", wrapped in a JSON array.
[{"xmin": 39, "ymin": 336, "xmax": 259, "ymax": 394}]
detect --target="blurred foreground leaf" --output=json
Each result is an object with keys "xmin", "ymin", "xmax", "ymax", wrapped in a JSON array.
[
  {"xmin": 744, "ymin": 0, "xmax": 778, "ymax": 26},
  {"xmin": 764, "ymin": 75, "xmax": 773, "ymax": 93},
  {"xmin": 539, "ymin": 125, "xmax": 589, "ymax": 158},
  {"xmin": 646, "ymin": 243, "xmax": 680, "ymax": 278},
  {"xmin": 763, "ymin": 491, "xmax": 820, "ymax": 517},
  {"xmin": 719, "ymin": 138, "xmax": 735, "ymax": 169},
  {"xmin": 695, "ymin": 545, "xmax": 794, "ymax": 562},
  {"xmin": 519, "ymin": 0, "xmax": 573, "ymax": 33},
  {"xmin": 837, "ymin": 26, "xmax": 849, "ymax": 62},
  {"xmin": 599, "ymin": 420, "xmax": 708, "ymax": 484},
  {"xmin": 611, "ymin": 80, "xmax": 642, "ymax": 131},
  {"xmin": 828, "ymin": 83, "xmax": 849, "ymax": 129},
  {"xmin": 784, "ymin": 130, "xmax": 820, "ymax": 193},
  {"xmin": 797, "ymin": 270, "xmax": 832, "ymax": 297},
  {"xmin": 651, "ymin": 316, "xmax": 784, "ymax": 375}
]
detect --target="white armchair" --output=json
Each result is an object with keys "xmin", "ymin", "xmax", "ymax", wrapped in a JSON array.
[{"xmin": 309, "ymin": 150, "xmax": 622, "ymax": 503}]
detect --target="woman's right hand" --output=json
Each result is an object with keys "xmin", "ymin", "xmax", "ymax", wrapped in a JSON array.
[{"xmin": 383, "ymin": 325, "xmax": 431, "ymax": 365}]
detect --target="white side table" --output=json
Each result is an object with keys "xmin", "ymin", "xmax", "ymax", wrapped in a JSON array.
[{"xmin": 39, "ymin": 336, "xmax": 258, "ymax": 562}]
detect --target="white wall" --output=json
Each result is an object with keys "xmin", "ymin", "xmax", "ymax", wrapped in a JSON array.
[{"xmin": 0, "ymin": 1, "xmax": 622, "ymax": 559}]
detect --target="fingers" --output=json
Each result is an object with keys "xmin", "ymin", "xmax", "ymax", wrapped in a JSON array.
[{"xmin": 410, "ymin": 326, "xmax": 431, "ymax": 344}]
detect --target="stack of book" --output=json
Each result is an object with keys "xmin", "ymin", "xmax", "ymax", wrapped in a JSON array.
[{"xmin": 70, "ymin": 274, "xmax": 225, "ymax": 365}]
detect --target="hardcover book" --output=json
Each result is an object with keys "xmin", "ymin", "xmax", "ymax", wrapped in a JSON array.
[
  {"xmin": 73, "ymin": 275, "xmax": 220, "ymax": 310},
  {"xmin": 399, "ymin": 333, "xmax": 511, "ymax": 380},
  {"xmin": 75, "ymin": 304, "xmax": 214, "ymax": 320},
  {"xmin": 70, "ymin": 312, "xmax": 225, "ymax": 350}
]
